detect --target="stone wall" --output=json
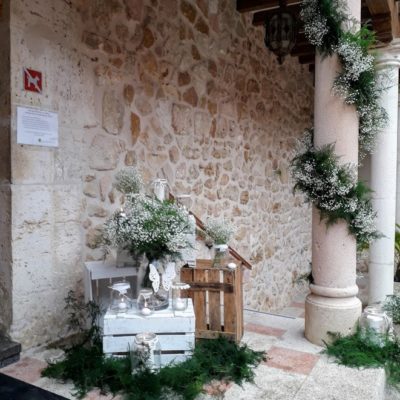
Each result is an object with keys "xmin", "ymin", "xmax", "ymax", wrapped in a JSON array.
[
  {"xmin": 0, "ymin": 0, "xmax": 12, "ymax": 335},
  {"xmin": 8, "ymin": 0, "xmax": 313, "ymax": 347},
  {"xmin": 9, "ymin": 0, "xmax": 92, "ymax": 346}
]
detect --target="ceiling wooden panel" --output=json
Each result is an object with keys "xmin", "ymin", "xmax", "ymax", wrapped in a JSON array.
[
  {"xmin": 237, "ymin": 0, "xmax": 400, "ymax": 66},
  {"xmin": 237, "ymin": 0, "xmax": 301, "ymax": 13}
]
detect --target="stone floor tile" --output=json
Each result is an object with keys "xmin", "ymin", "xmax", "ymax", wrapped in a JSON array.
[
  {"xmin": 291, "ymin": 302, "xmax": 305, "ymax": 309},
  {"xmin": 294, "ymin": 356, "xmax": 386, "ymax": 400},
  {"xmin": 265, "ymin": 346, "xmax": 319, "ymax": 375},
  {"xmin": 244, "ymin": 310, "xmax": 298, "ymax": 330},
  {"xmin": 241, "ymin": 331, "xmax": 277, "ymax": 352},
  {"xmin": 245, "ymin": 323, "xmax": 286, "ymax": 337},
  {"xmin": 385, "ymin": 385, "xmax": 400, "ymax": 400},
  {"xmin": 277, "ymin": 319, "xmax": 323, "ymax": 355},
  {"xmin": 0, "ymin": 356, "xmax": 47, "ymax": 384},
  {"xmin": 224, "ymin": 365, "xmax": 307, "ymax": 400},
  {"xmin": 277, "ymin": 307, "xmax": 305, "ymax": 318},
  {"xmin": 33, "ymin": 377, "xmax": 77, "ymax": 400}
]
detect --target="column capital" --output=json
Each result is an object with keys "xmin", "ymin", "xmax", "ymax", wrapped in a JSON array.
[{"xmin": 375, "ymin": 40, "xmax": 400, "ymax": 69}]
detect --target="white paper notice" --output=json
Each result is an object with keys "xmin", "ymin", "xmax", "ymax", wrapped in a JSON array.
[{"xmin": 17, "ymin": 106, "xmax": 58, "ymax": 147}]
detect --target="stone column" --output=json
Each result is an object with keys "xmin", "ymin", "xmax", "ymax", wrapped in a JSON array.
[
  {"xmin": 305, "ymin": 0, "xmax": 362, "ymax": 345},
  {"xmin": 369, "ymin": 46, "xmax": 400, "ymax": 304},
  {"xmin": 397, "ymin": 97, "xmax": 400, "ymax": 225}
]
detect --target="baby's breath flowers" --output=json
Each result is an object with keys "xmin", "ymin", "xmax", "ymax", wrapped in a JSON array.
[
  {"xmin": 204, "ymin": 218, "xmax": 235, "ymax": 246},
  {"xmin": 291, "ymin": 131, "xmax": 380, "ymax": 248},
  {"xmin": 301, "ymin": 0, "xmax": 329, "ymax": 47},
  {"xmin": 301, "ymin": 0, "xmax": 387, "ymax": 156},
  {"xmin": 114, "ymin": 167, "xmax": 143, "ymax": 195},
  {"xmin": 102, "ymin": 168, "xmax": 192, "ymax": 261},
  {"xmin": 295, "ymin": 0, "xmax": 387, "ymax": 249},
  {"xmin": 103, "ymin": 195, "xmax": 192, "ymax": 261}
]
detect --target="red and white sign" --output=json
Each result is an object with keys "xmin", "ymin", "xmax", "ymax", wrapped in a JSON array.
[{"xmin": 23, "ymin": 68, "xmax": 42, "ymax": 93}]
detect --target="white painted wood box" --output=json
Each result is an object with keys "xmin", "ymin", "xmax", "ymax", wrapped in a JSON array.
[
  {"xmin": 84, "ymin": 261, "xmax": 140, "ymax": 306},
  {"xmin": 103, "ymin": 299, "xmax": 195, "ymax": 366}
]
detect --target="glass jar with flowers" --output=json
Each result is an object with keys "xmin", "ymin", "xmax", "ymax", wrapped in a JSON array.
[
  {"xmin": 102, "ymin": 168, "xmax": 194, "ymax": 310},
  {"xmin": 204, "ymin": 218, "xmax": 235, "ymax": 267}
]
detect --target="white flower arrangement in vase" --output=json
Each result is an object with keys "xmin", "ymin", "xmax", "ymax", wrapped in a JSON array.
[
  {"xmin": 204, "ymin": 218, "xmax": 235, "ymax": 252},
  {"xmin": 102, "ymin": 168, "xmax": 193, "ymax": 308}
]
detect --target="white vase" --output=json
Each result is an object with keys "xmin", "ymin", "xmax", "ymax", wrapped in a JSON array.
[{"xmin": 214, "ymin": 244, "xmax": 228, "ymax": 252}]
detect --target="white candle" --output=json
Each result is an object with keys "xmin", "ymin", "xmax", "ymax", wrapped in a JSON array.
[
  {"xmin": 174, "ymin": 298, "xmax": 186, "ymax": 311},
  {"xmin": 141, "ymin": 307, "xmax": 151, "ymax": 316},
  {"xmin": 118, "ymin": 299, "xmax": 127, "ymax": 310}
]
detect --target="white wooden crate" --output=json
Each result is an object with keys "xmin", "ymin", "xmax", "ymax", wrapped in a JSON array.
[
  {"xmin": 84, "ymin": 261, "xmax": 140, "ymax": 306},
  {"xmin": 103, "ymin": 299, "xmax": 195, "ymax": 366}
]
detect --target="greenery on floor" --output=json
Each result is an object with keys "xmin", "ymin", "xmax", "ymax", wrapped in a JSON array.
[
  {"xmin": 42, "ymin": 291, "xmax": 265, "ymax": 399},
  {"xmin": 324, "ymin": 329, "xmax": 400, "ymax": 389}
]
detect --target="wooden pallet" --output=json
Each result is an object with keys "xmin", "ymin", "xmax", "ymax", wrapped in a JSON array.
[
  {"xmin": 181, "ymin": 260, "xmax": 244, "ymax": 342},
  {"xmin": 103, "ymin": 299, "xmax": 195, "ymax": 366}
]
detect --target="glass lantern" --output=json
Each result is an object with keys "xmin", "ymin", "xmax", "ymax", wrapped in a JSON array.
[
  {"xmin": 359, "ymin": 304, "xmax": 392, "ymax": 346},
  {"xmin": 130, "ymin": 332, "xmax": 161, "ymax": 372},
  {"xmin": 213, "ymin": 244, "xmax": 229, "ymax": 268},
  {"xmin": 151, "ymin": 178, "xmax": 169, "ymax": 202},
  {"xmin": 137, "ymin": 288, "xmax": 154, "ymax": 316},
  {"xmin": 109, "ymin": 281, "xmax": 133, "ymax": 313},
  {"xmin": 172, "ymin": 282, "xmax": 190, "ymax": 312}
]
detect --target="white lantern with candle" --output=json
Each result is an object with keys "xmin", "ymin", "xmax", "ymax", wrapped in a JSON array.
[{"xmin": 172, "ymin": 282, "xmax": 190, "ymax": 312}]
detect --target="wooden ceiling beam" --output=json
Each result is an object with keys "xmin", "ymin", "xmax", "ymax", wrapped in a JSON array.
[
  {"xmin": 365, "ymin": 0, "xmax": 391, "ymax": 15},
  {"xmin": 298, "ymin": 54, "xmax": 315, "ymax": 64},
  {"xmin": 291, "ymin": 43, "xmax": 315, "ymax": 57},
  {"xmin": 252, "ymin": 4, "xmax": 301, "ymax": 25},
  {"xmin": 371, "ymin": 14, "xmax": 395, "ymax": 42},
  {"xmin": 239, "ymin": 0, "xmax": 399, "ymax": 66},
  {"xmin": 237, "ymin": 0, "xmax": 301, "ymax": 13},
  {"xmin": 365, "ymin": 0, "xmax": 399, "ymax": 41}
]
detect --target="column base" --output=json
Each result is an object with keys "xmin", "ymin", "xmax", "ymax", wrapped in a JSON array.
[{"xmin": 305, "ymin": 293, "xmax": 361, "ymax": 346}]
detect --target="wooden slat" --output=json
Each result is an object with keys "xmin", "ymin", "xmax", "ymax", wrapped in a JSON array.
[
  {"xmin": 196, "ymin": 330, "xmax": 236, "ymax": 340},
  {"xmin": 252, "ymin": 3, "xmax": 301, "ymax": 26},
  {"xmin": 237, "ymin": 0, "xmax": 301, "ymax": 13},
  {"xmin": 180, "ymin": 267, "xmax": 193, "ymax": 299},
  {"xmin": 223, "ymin": 270, "xmax": 236, "ymax": 335},
  {"xmin": 103, "ymin": 333, "xmax": 195, "ymax": 353},
  {"xmin": 366, "ymin": 0, "xmax": 391, "ymax": 15},
  {"xmin": 193, "ymin": 269, "xmax": 207, "ymax": 332},
  {"xmin": 235, "ymin": 266, "xmax": 244, "ymax": 340},
  {"xmin": 187, "ymin": 282, "xmax": 234, "ymax": 292},
  {"xmin": 105, "ymin": 353, "xmax": 191, "ymax": 366},
  {"xmin": 104, "ymin": 314, "xmax": 195, "ymax": 335},
  {"xmin": 208, "ymin": 269, "xmax": 222, "ymax": 331},
  {"xmin": 196, "ymin": 259, "xmax": 213, "ymax": 269}
]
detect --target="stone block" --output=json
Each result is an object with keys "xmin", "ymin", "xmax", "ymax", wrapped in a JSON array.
[
  {"xmin": 89, "ymin": 134, "xmax": 123, "ymax": 171},
  {"xmin": 181, "ymin": 0, "xmax": 196, "ymax": 23},
  {"xmin": 102, "ymin": 90, "xmax": 124, "ymax": 135},
  {"xmin": 172, "ymin": 103, "xmax": 193, "ymax": 135},
  {"xmin": 0, "ymin": 338, "xmax": 21, "ymax": 367},
  {"xmin": 131, "ymin": 113, "xmax": 141, "ymax": 144}
]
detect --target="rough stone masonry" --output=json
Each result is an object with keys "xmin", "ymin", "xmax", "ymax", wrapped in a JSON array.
[{"xmin": 1, "ymin": 0, "xmax": 314, "ymax": 348}]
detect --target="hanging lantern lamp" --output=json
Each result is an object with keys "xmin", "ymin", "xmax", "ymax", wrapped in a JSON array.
[{"xmin": 264, "ymin": 0, "xmax": 297, "ymax": 64}]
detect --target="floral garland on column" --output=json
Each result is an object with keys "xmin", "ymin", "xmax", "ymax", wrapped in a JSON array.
[
  {"xmin": 291, "ymin": 131, "xmax": 379, "ymax": 247},
  {"xmin": 291, "ymin": 0, "xmax": 387, "ymax": 247},
  {"xmin": 302, "ymin": 0, "xmax": 387, "ymax": 154}
]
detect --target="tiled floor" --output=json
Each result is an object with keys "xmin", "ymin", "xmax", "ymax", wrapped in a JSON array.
[
  {"xmin": 0, "ymin": 291, "xmax": 392, "ymax": 400},
  {"xmin": 264, "ymin": 346, "xmax": 319, "ymax": 375}
]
